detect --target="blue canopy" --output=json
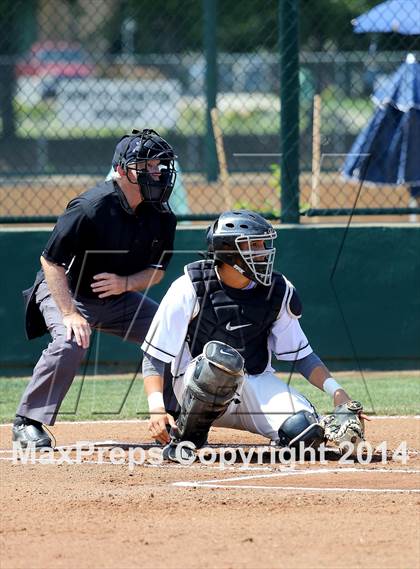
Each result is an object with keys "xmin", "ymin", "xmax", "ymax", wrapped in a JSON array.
[
  {"xmin": 342, "ymin": 56, "xmax": 420, "ymax": 184},
  {"xmin": 373, "ymin": 54, "xmax": 420, "ymax": 111},
  {"xmin": 352, "ymin": 0, "xmax": 420, "ymax": 35}
]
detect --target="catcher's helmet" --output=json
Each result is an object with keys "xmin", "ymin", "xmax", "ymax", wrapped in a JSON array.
[
  {"xmin": 113, "ymin": 129, "xmax": 177, "ymax": 209},
  {"xmin": 206, "ymin": 210, "xmax": 277, "ymax": 286}
]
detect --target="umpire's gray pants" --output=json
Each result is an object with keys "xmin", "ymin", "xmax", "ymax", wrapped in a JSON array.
[{"xmin": 17, "ymin": 280, "xmax": 160, "ymax": 425}]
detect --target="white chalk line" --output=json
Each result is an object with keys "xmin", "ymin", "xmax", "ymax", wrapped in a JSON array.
[
  {"xmin": 183, "ymin": 466, "xmax": 420, "ymax": 485},
  {"xmin": 2, "ymin": 448, "xmax": 419, "ymax": 489},
  {"xmin": 0, "ymin": 415, "xmax": 418, "ymax": 428},
  {"xmin": 0, "ymin": 454, "xmax": 271, "ymax": 472},
  {"xmin": 173, "ymin": 467, "xmax": 420, "ymax": 494},
  {"xmin": 174, "ymin": 484, "xmax": 420, "ymax": 494}
]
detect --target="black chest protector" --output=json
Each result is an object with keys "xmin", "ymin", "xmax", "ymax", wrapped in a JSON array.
[{"xmin": 186, "ymin": 260, "xmax": 287, "ymax": 374}]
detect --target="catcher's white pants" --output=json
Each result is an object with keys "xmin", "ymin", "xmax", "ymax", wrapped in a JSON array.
[{"xmin": 172, "ymin": 362, "xmax": 316, "ymax": 442}]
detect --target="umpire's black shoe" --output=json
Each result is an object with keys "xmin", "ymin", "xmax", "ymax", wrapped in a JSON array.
[{"xmin": 12, "ymin": 415, "xmax": 52, "ymax": 448}]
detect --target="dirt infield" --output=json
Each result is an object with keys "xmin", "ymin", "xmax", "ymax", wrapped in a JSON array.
[{"xmin": 1, "ymin": 418, "xmax": 419, "ymax": 569}]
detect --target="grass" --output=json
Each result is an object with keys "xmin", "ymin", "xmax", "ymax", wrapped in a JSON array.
[
  {"xmin": 14, "ymin": 94, "xmax": 373, "ymax": 139},
  {"xmin": 320, "ymin": 87, "xmax": 374, "ymax": 135},
  {"xmin": 0, "ymin": 375, "xmax": 148, "ymax": 424},
  {"xmin": 291, "ymin": 374, "xmax": 419, "ymax": 416},
  {"xmin": 0, "ymin": 372, "xmax": 418, "ymax": 424}
]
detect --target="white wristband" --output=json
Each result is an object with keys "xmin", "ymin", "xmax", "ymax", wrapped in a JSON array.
[
  {"xmin": 147, "ymin": 391, "xmax": 165, "ymax": 411},
  {"xmin": 323, "ymin": 377, "xmax": 343, "ymax": 396}
]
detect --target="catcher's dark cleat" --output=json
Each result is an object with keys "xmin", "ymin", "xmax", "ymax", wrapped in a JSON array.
[
  {"xmin": 162, "ymin": 441, "xmax": 196, "ymax": 464},
  {"xmin": 12, "ymin": 416, "xmax": 52, "ymax": 448}
]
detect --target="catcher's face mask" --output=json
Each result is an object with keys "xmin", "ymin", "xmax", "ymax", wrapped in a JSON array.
[
  {"xmin": 207, "ymin": 210, "xmax": 277, "ymax": 286},
  {"xmin": 235, "ymin": 232, "xmax": 277, "ymax": 286}
]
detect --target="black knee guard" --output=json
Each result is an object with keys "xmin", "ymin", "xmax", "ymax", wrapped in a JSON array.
[
  {"xmin": 277, "ymin": 410, "xmax": 325, "ymax": 449},
  {"xmin": 174, "ymin": 341, "xmax": 244, "ymax": 448}
]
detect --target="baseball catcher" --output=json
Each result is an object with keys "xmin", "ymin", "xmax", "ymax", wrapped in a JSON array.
[{"xmin": 141, "ymin": 210, "xmax": 369, "ymax": 461}]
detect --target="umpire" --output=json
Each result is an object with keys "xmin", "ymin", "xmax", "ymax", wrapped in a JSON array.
[{"xmin": 13, "ymin": 128, "xmax": 178, "ymax": 447}]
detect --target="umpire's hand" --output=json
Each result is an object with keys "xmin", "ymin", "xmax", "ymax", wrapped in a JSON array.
[
  {"xmin": 63, "ymin": 312, "xmax": 92, "ymax": 349},
  {"xmin": 91, "ymin": 272, "xmax": 129, "ymax": 298}
]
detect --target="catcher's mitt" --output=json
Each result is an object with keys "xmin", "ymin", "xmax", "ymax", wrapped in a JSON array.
[{"xmin": 320, "ymin": 400, "xmax": 365, "ymax": 447}]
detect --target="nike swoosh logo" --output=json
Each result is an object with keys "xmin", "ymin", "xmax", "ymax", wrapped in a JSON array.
[
  {"xmin": 220, "ymin": 349, "xmax": 234, "ymax": 357},
  {"xmin": 226, "ymin": 322, "xmax": 253, "ymax": 331}
]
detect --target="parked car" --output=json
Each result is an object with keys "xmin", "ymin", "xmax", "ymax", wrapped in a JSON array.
[{"xmin": 16, "ymin": 41, "xmax": 94, "ymax": 79}]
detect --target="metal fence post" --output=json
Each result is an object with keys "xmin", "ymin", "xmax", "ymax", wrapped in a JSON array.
[
  {"xmin": 203, "ymin": 0, "xmax": 218, "ymax": 182},
  {"xmin": 279, "ymin": 0, "xmax": 300, "ymax": 223},
  {"xmin": 0, "ymin": 0, "xmax": 23, "ymax": 140}
]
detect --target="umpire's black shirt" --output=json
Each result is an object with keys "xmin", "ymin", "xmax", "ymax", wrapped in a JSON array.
[{"xmin": 41, "ymin": 180, "xmax": 177, "ymax": 298}]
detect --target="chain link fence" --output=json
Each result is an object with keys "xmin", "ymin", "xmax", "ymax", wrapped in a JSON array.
[{"xmin": 0, "ymin": 0, "xmax": 419, "ymax": 223}]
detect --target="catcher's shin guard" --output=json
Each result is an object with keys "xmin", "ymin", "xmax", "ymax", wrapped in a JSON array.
[
  {"xmin": 171, "ymin": 341, "xmax": 244, "ymax": 449},
  {"xmin": 277, "ymin": 410, "xmax": 325, "ymax": 449}
]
